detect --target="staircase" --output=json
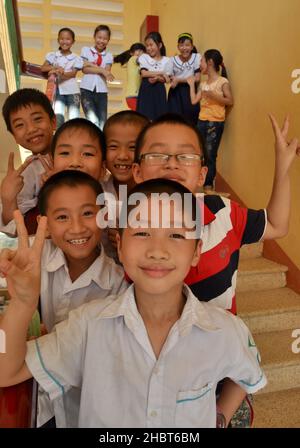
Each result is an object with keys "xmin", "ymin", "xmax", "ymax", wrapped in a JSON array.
[{"xmin": 237, "ymin": 243, "xmax": 300, "ymax": 428}]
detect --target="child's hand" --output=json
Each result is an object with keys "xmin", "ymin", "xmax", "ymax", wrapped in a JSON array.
[
  {"xmin": 0, "ymin": 210, "xmax": 47, "ymax": 307},
  {"xmin": 0, "ymin": 153, "xmax": 34, "ymax": 203},
  {"xmin": 170, "ymin": 77, "xmax": 179, "ymax": 88},
  {"xmin": 269, "ymin": 114, "xmax": 300, "ymax": 175},
  {"xmin": 149, "ymin": 76, "xmax": 158, "ymax": 84},
  {"xmin": 186, "ymin": 76, "xmax": 196, "ymax": 87},
  {"xmin": 102, "ymin": 69, "xmax": 115, "ymax": 82},
  {"xmin": 37, "ymin": 154, "xmax": 55, "ymax": 186}
]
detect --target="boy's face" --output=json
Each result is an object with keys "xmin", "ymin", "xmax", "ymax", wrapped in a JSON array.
[
  {"xmin": 9, "ymin": 104, "xmax": 55, "ymax": 154},
  {"xmin": 54, "ymin": 128, "xmax": 104, "ymax": 181},
  {"xmin": 45, "ymin": 184, "xmax": 101, "ymax": 265},
  {"xmin": 105, "ymin": 123, "xmax": 142, "ymax": 185},
  {"xmin": 132, "ymin": 124, "xmax": 208, "ymax": 193},
  {"xmin": 117, "ymin": 198, "xmax": 201, "ymax": 297}
]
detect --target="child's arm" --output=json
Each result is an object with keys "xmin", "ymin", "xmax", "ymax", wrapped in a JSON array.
[
  {"xmin": 1, "ymin": 153, "xmax": 34, "ymax": 225},
  {"xmin": 140, "ymin": 69, "xmax": 166, "ymax": 79},
  {"xmin": 216, "ymin": 378, "xmax": 247, "ymax": 427},
  {"xmin": 202, "ymin": 82, "xmax": 234, "ymax": 106},
  {"xmin": 187, "ymin": 76, "xmax": 202, "ymax": 104},
  {"xmin": 0, "ymin": 211, "xmax": 47, "ymax": 387},
  {"xmin": 59, "ymin": 69, "xmax": 79, "ymax": 81},
  {"xmin": 82, "ymin": 62, "xmax": 114, "ymax": 81},
  {"xmin": 263, "ymin": 114, "xmax": 300, "ymax": 239},
  {"xmin": 41, "ymin": 61, "xmax": 64, "ymax": 77},
  {"xmin": 40, "ymin": 60, "xmax": 54, "ymax": 74}
]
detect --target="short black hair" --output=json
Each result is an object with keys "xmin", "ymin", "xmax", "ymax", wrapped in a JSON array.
[
  {"xmin": 103, "ymin": 110, "xmax": 149, "ymax": 136},
  {"xmin": 37, "ymin": 169, "xmax": 103, "ymax": 216},
  {"xmin": 134, "ymin": 113, "xmax": 207, "ymax": 166},
  {"xmin": 51, "ymin": 118, "xmax": 106, "ymax": 160},
  {"xmin": 119, "ymin": 178, "xmax": 201, "ymax": 239},
  {"xmin": 2, "ymin": 88, "xmax": 55, "ymax": 133},
  {"xmin": 94, "ymin": 24, "xmax": 111, "ymax": 38}
]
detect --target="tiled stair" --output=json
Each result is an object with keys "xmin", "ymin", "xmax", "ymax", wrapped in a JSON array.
[{"xmin": 237, "ymin": 243, "xmax": 300, "ymax": 428}]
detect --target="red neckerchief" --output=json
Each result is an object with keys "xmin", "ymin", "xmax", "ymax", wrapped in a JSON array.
[{"xmin": 91, "ymin": 48, "xmax": 103, "ymax": 66}]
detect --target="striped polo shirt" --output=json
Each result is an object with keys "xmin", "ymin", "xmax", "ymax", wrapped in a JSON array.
[{"xmin": 185, "ymin": 194, "xmax": 267, "ymax": 314}]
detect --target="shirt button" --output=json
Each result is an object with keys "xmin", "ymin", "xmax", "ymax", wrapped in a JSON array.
[{"xmin": 150, "ymin": 410, "xmax": 157, "ymax": 418}]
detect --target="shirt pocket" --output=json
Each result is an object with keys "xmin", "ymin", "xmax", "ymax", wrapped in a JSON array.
[{"xmin": 175, "ymin": 382, "xmax": 214, "ymax": 428}]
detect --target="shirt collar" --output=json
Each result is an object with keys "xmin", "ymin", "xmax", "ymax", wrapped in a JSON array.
[
  {"xmin": 98, "ymin": 283, "xmax": 219, "ymax": 334},
  {"xmin": 45, "ymin": 244, "xmax": 116, "ymax": 290},
  {"xmin": 55, "ymin": 50, "xmax": 76, "ymax": 60},
  {"xmin": 91, "ymin": 46, "xmax": 106, "ymax": 56}
]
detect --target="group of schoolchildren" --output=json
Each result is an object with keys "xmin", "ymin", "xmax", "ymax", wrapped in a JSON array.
[
  {"xmin": 0, "ymin": 23, "xmax": 299, "ymax": 428},
  {"xmin": 40, "ymin": 23, "xmax": 232, "ymax": 191}
]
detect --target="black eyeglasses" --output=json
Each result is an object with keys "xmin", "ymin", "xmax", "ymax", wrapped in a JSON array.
[{"xmin": 139, "ymin": 153, "xmax": 204, "ymax": 166}]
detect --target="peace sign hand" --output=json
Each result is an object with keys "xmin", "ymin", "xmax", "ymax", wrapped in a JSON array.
[
  {"xmin": 37, "ymin": 153, "xmax": 55, "ymax": 187},
  {"xmin": 269, "ymin": 114, "xmax": 300, "ymax": 176},
  {"xmin": 0, "ymin": 210, "xmax": 47, "ymax": 308},
  {"xmin": 0, "ymin": 153, "xmax": 34, "ymax": 203}
]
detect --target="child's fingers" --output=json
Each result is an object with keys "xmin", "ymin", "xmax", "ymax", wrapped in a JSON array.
[
  {"xmin": 44, "ymin": 153, "xmax": 54, "ymax": 169},
  {"xmin": 7, "ymin": 152, "xmax": 15, "ymax": 172},
  {"xmin": 281, "ymin": 115, "xmax": 290, "ymax": 138},
  {"xmin": 13, "ymin": 210, "xmax": 29, "ymax": 250},
  {"xmin": 268, "ymin": 113, "xmax": 281, "ymax": 139},
  {"xmin": 288, "ymin": 137, "xmax": 299, "ymax": 153},
  {"xmin": 32, "ymin": 216, "xmax": 47, "ymax": 256},
  {"xmin": 38, "ymin": 154, "xmax": 53, "ymax": 172}
]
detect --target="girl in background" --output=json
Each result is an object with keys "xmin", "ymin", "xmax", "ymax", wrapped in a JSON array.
[
  {"xmin": 137, "ymin": 32, "xmax": 171, "ymax": 121},
  {"xmin": 41, "ymin": 28, "xmax": 83, "ymax": 129},
  {"xmin": 80, "ymin": 25, "xmax": 114, "ymax": 130},
  {"xmin": 114, "ymin": 43, "xmax": 146, "ymax": 111},
  {"xmin": 188, "ymin": 49, "xmax": 233, "ymax": 191},
  {"xmin": 168, "ymin": 33, "xmax": 201, "ymax": 125}
]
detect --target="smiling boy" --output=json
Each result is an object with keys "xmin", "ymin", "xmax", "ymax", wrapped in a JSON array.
[
  {"xmin": 0, "ymin": 178, "xmax": 266, "ymax": 427},
  {"xmin": 1, "ymin": 88, "xmax": 56, "ymax": 234}
]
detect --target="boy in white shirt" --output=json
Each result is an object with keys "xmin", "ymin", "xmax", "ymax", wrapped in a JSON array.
[
  {"xmin": 1, "ymin": 88, "xmax": 56, "ymax": 235},
  {"xmin": 35, "ymin": 169, "xmax": 127, "ymax": 427},
  {"xmin": 0, "ymin": 178, "xmax": 266, "ymax": 428}
]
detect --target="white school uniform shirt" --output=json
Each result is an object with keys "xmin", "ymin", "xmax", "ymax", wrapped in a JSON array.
[
  {"xmin": 169, "ymin": 53, "xmax": 201, "ymax": 79},
  {"xmin": 45, "ymin": 50, "xmax": 83, "ymax": 95},
  {"xmin": 37, "ymin": 238, "xmax": 127, "ymax": 427},
  {"xmin": 138, "ymin": 53, "xmax": 172, "ymax": 75},
  {"xmin": 26, "ymin": 284, "xmax": 267, "ymax": 428},
  {"xmin": 80, "ymin": 47, "xmax": 113, "ymax": 93},
  {"xmin": 0, "ymin": 155, "xmax": 48, "ymax": 236}
]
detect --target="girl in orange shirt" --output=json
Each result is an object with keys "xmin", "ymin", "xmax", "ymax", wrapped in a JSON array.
[{"xmin": 188, "ymin": 49, "xmax": 233, "ymax": 191}]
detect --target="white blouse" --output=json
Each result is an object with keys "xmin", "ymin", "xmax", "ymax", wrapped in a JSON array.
[{"xmin": 169, "ymin": 53, "xmax": 201, "ymax": 79}]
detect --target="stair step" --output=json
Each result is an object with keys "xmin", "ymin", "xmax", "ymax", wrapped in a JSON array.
[
  {"xmin": 254, "ymin": 329, "xmax": 300, "ymax": 393},
  {"xmin": 237, "ymin": 258, "xmax": 288, "ymax": 292},
  {"xmin": 240, "ymin": 242, "xmax": 263, "ymax": 260},
  {"xmin": 237, "ymin": 288, "xmax": 300, "ymax": 333},
  {"xmin": 253, "ymin": 387, "xmax": 300, "ymax": 428}
]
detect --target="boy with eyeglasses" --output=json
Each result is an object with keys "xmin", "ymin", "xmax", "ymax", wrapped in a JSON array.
[{"xmin": 132, "ymin": 112, "xmax": 299, "ymax": 314}]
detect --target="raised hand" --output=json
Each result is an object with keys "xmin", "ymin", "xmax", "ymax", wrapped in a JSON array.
[
  {"xmin": 0, "ymin": 210, "xmax": 47, "ymax": 308},
  {"xmin": 269, "ymin": 114, "xmax": 300, "ymax": 176},
  {"xmin": 37, "ymin": 153, "xmax": 55, "ymax": 186},
  {"xmin": 0, "ymin": 153, "xmax": 33, "ymax": 203}
]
